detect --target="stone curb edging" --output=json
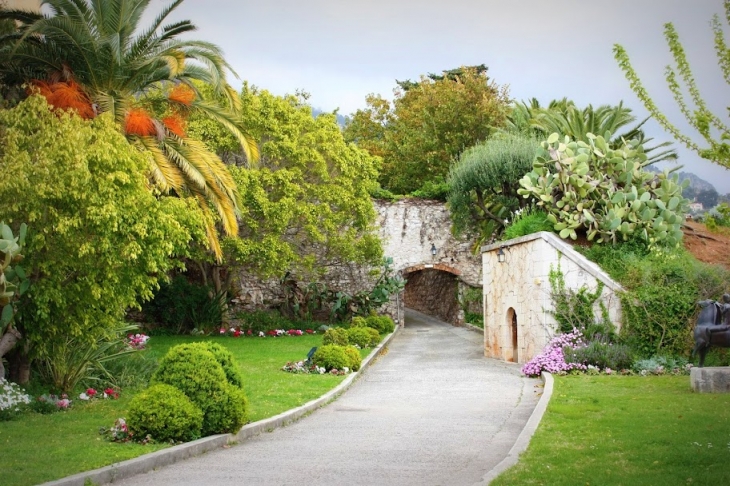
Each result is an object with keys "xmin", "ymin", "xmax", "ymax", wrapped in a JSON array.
[
  {"xmin": 41, "ymin": 327, "xmax": 400, "ymax": 486},
  {"xmin": 480, "ymin": 371, "xmax": 554, "ymax": 484}
]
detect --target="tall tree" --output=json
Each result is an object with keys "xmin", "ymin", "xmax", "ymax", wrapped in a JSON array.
[
  {"xmin": 344, "ymin": 66, "xmax": 511, "ymax": 195},
  {"xmin": 0, "ymin": 0, "xmax": 257, "ymax": 259},
  {"xmin": 187, "ymin": 86, "xmax": 382, "ymax": 295},
  {"xmin": 614, "ymin": 0, "xmax": 730, "ymax": 170}
]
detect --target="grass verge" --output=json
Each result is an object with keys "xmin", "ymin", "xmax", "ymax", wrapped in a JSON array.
[
  {"xmin": 491, "ymin": 375, "xmax": 730, "ymax": 485},
  {"xmin": 1, "ymin": 333, "xmax": 371, "ymax": 486}
]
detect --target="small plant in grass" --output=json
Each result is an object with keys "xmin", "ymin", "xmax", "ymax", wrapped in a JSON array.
[
  {"xmin": 346, "ymin": 327, "xmax": 380, "ymax": 348},
  {"xmin": 99, "ymin": 418, "xmax": 133, "ymax": 443},
  {"xmin": 0, "ymin": 378, "xmax": 30, "ymax": 420},
  {"xmin": 633, "ymin": 355, "xmax": 692, "ymax": 375},
  {"xmin": 322, "ymin": 327, "xmax": 349, "ymax": 346},
  {"xmin": 312, "ymin": 345, "xmax": 351, "ymax": 372},
  {"xmin": 127, "ymin": 383, "xmax": 203, "ymax": 443},
  {"xmin": 343, "ymin": 346, "xmax": 362, "ymax": 371},
  {"xmin": 29, "ymin": 393, "xmax": 72, "ymax": 414}
]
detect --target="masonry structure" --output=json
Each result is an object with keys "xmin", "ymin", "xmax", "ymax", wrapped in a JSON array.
[
  {"xmin": 231, "ymin": 199, "xmax": 483, "ymax": 325},
  {"xmin": 481, "ymin": 232, "xmax": 623, "ymax": 364}
]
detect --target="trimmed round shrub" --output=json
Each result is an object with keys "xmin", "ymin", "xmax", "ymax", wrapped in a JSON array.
[
  {"xmin": 203, "ymin": 384, "xmax": 249, "ymax": 434},
  {"xmin": 127, "ymin": 383, "xmax": 203, "ymax": 443},
  {"xmin": 322, "ymin": 327, "xmax": 349, "ymax": 346},
  {"xmin": 151, "ymin": 343, "xmax": 248, "ymax": 435},
  {"xmin": 365, "ymin": 315, "xmax": 395, "ymax": 334},
  {"xmin": 312, "ymin": 344, "xmax": 349, "ymax": 371},
  {"xmin": 350, "ymin": 316, "xmax": 367, "ymax": 328},
  {"xmin": 201, "ymin": 341, "xmax": 244, "ymax": 388},
  {"xmin": 343, "ymin": 346, "xmax": 362, "ymax": 371},
  {"xmin": 346, "ymin": 327, "xmax": 380, "ymax": 348}
]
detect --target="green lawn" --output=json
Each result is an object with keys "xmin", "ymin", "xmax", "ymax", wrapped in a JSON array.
[
  {"xmin": 492, "ymin": 375, "xmax": 730, "ymax": 486},
  {"xmin": 0, "ymin": 333, "xmax": 370, "ymax": 486}
]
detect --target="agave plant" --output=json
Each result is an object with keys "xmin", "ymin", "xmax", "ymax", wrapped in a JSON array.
[{"xmin": 0, "ymin": 0, "xmax": 258, "ymax": 259}]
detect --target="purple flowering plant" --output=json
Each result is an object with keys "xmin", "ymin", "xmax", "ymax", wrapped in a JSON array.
[{"xmin": 521, "ymin": 329, "xmax": 587, "ymax": 377}]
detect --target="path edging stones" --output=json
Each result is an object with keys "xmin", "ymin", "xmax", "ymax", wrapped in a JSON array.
[
  {"xmin": 41, "ymin": 327, "xmax": 400, "ymax": 486},
  {"xmin": 480, "ymin": 371, "xmax": 554, "ymax": 484}
]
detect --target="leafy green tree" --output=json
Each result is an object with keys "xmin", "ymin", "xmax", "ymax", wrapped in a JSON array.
[
  {"xmin": 0, "ymin": 0, "xmax": 256, "ymax": 259},
  {"xmin": 188, "ymin": 87, "xmax": 382, "ymax": 293},
  {"xmin": 344, "ymin": 66, "xmax": 511, "ymax": 195},
  {"xmin": 448, "ymin": 133, "xmax": 539, "ymax": 247},
  {"xmin": 614, "ymin": 0, "xmax": 730, "ymax": 169},
  {"xmin": 0, "ymin": 96, "xmax": 204, "ymax": 378}
]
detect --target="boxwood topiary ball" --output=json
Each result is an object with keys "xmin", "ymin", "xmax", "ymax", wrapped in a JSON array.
[{"xmin": 127, "ymin": 383, "xmax": 203, "ymax": 443}]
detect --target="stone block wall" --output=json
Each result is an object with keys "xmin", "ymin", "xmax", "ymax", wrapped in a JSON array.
[
  {"xmin": 481, "ymin": 232, "xmax": 623, "ymax": 364},
  {"xmin": 230, "ymin": 198, "xmax": 482, "ymax": 325}
]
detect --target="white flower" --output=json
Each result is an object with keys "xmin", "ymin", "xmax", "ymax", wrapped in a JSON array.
[{"xmin": 79, "ymin": 393, "xmax": 90, "ymax": 400}]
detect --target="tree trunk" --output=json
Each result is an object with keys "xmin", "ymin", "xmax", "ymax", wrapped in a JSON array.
[{"xmin": 0, "ymin": 326, "xmax": 21, "ymax": 380}]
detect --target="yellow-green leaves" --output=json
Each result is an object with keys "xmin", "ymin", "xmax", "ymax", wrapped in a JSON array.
[{"xmin": 0, "ymin": 96, "xmax": 203, "ymax": 355}]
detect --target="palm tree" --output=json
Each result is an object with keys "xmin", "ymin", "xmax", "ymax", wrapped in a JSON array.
[
  {"xmin": 0, "ymin": 0, "xmax": 258, "ymax": 259},
  {"xmin": 505, "ymin": 99, "xmax": 676, "ymax": 165}
]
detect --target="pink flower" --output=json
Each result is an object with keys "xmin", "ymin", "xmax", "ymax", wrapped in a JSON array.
[
  {"xmin": 56, "ymin": 398, "xmax": 71, "ymax": 409},
  {"xmin": 219, "ymin": 328, "xmax": 226, "ymax": 334}
]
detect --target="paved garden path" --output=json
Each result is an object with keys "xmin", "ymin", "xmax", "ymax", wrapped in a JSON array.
[{"xmin": 116, "ymin": 309, "xmax": 540, "ymax": 486}]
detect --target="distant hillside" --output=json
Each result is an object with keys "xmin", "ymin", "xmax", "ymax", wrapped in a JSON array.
[
  {"xmin": 311, "ymin": 108, "xmax": 346, "ymax": 127},
  {"xmin": 645, "ymin": 166, "xmax": 716, "ymax": 193}
]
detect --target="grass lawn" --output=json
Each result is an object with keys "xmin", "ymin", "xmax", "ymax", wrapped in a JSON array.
[
  {"xmin": 0, "ymin": 333, "xmax": 373, "ymax": 486},
  {"xmin": 492, "ymin": 375, "xmax": 730, "ymax": 486}
]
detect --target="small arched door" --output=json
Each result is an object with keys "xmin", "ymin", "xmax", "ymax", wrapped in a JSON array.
[{"xmin": 507, "ymin": 308, "xmax": 518, "ymax": 362}]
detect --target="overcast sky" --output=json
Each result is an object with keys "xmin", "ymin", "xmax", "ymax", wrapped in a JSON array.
[{"xmin": 139, "ymin": 1, "xmax": 730, "ymax": 192}]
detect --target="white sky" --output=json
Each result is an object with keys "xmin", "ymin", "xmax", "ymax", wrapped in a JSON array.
[{"xmin": 161, "ymin": 0, "xmax": 730, "ymax": 192}]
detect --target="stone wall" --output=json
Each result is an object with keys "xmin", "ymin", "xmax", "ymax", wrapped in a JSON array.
[
  {"xmin": 481, "ymin": 232, "xmax": 623, "ymax": 364},
  {"xmin": 404, "ymin": 268, "xmax": 460, "ymax": 323},
  {"xmin": 231, "ymin": 199, "xmax": 482, "ymax": 324}
]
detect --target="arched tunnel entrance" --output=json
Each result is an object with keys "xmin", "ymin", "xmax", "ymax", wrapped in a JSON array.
[{"xmin": 402, "ymin": 264, "xmax": 461, "ymax": 324}]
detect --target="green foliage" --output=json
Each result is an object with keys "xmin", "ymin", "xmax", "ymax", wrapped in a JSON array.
[
  {"xmin": 345, "ymin": 66, "xmax": 511, "ymax": 194},
  {"xmin": 564, "ymin": 341, "xmax": 634, "ymax": 370},
  {"xmin": 614, "ymin": 1, "xmax": 730, "ymax": 170},
  {"xmin": 330, "ymin": 258, "xmax": 406, "ymax": 321},
  {"xmin": 502, "ymin": 208, "xmax": 554, "ymax": 240},
  {"xmin": 151, "ymin": 343, "xmax": 247, "ymax": 435},
  {"xmin": 448, "ymin": 133, "xmax": 539, "ymax": 244},
  {"xmin": 127, "ymin": 384, "xmax": 203, "ymax": 443},
  {"xmin": 36, "ymin": 323, "xmax": 137, "ymax": 394},
  {"xmin": 311, "ymin": 344, "xmax": 350, "ymax": 371},
  {"xmin": 322, "ymin": 328, "xmax": 349, "ymax": 346},
  {"xmin": 142, "ymin": 276, "xmax": 217, "ymax": 334},
  {"xmin": 0, "ymin": 221, "xmax": 27, "ymax": 331},
  {"xmin": 364, "ymin": 315, "xmax": 395, "ymax": 334},
  {"xmin": 632, "ymin": 355, "xmax": 690, "ymax": 374},
  {"xmin": 199, "ymin": 342, "xmax": 244, "ymax": 389},
  {"xmin": 196, "ymin": 86, "xmax": 382, "ymax": 280},
  {"xmin": 0, "ymin": 96, "xmax": 203, "ymax": 359},
  {"xmin": 0, "ymin": 0, "xmax": 256, "ymax": 260},
  {"xmin": 548, "ymin": 263, "xmax": 615, "ymax": 342},
  {"xmin": 504, "ymin": 98, "xmax": 676, "ymax": 164},
  {"xmin": 350, "ymin": 317, "xmax": 368, "ymax": 328},
  {"xmin": 409, "ymin": 179, "xmax": 451, "ymax": 201},
  {"xmin": 518, "ymin": 132, "xmax": 689, "ymax": 246},
  {"xmin": 582, "ymin": 242, "xmax": 730, "ymax": 356},
  {"xmin": 343, "ymin": 346, "xmax": 362, "ymax": 372},
  {"xmin": 346, "ymin": 327, "xmax": 380, "ymax": 348}
]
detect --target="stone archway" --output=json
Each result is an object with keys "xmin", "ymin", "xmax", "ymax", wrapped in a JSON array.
[{"xmin": 402, "ymin": 264, "xmax": 461, "ymax": 324}]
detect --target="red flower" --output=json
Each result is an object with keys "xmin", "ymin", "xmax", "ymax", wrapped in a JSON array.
[
  {"xmin": 246, "ymin": 329, "xmax": 252, "ymax": 336},
  {"xmin": 86, "ymin": 388, "xmax": 97, "ymax": 397},
  {"xmin": 233, "ymin": 330, "xmax": 241, "ymax": 337}
]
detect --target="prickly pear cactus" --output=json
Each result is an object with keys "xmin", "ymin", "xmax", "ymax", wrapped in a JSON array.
[
  {"xmin": 517, "ymin": 132, "xmax": 689, "ymax": 246},
  {"xmin": 0, "ymin": 222, "xmax": 28, "ymax": 330}
]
